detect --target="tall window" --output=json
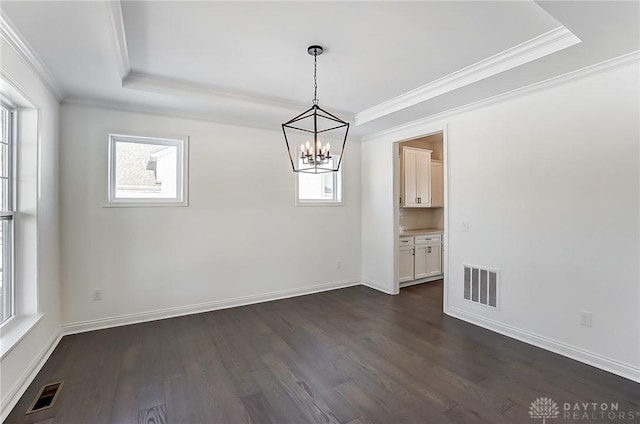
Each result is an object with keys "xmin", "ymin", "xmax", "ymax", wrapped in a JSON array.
[
  {"xmin": 107, "ymin": 134, "xmax": 188, "ymax": 206},
  {"xmin": 296, "ymin": 155, "xmax": 343, "ymax": 205},
  {"xmin": 0, "ymin": 104, "xmax": 14, "ymax": 324}
]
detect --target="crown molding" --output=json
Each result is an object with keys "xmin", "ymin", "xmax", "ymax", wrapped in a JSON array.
[
  {"xmin": 355, "ymin": 25, "xmax": 581, "ymax": 126},
  {"xmin": 362, "ymin": 50, "xmax": 640, "ymax": 144},
  {"xmin": 106, "ymin": 0, "xmax": 130, "ymax": 78},
  {"xmin": 0, "ymin": 11, "xmax": 64, "ymax": 102},
  {"xmin": 62, "ymin": 96, "xmax": 292, "ymax": 134},
  {"xmin": 122, "ymin": 70, "xmax": 355, "ymax": 121}
]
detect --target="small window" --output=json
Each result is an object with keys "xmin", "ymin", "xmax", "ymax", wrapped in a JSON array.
[
  {"xmin": 0, "ymin": 103, "xmax": 15, "ymax": 324},
  {"xmin": 296, "ymin": 156, "xmax": 343, "ymax": 205},
  {"xmin": 107, "ymin": 134, "xmax": 188, "ymax": 206}
]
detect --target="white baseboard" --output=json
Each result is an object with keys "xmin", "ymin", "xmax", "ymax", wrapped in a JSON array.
[
  {"xmin": 399, "ymin": 274, "xmax": 443, "ymax": 288},
  {"xmin": 445, "ymin": 306, "xmax": 640, "ymax": 383},
  {"xmin": 361, "ymin": 277, "xmax": 396, "ymax": 294},
  {"xmin": 63, "ymin": 278, "xmax": 361, "ymax": 335},
  {"xmin": 1, "ymin": 328, "xmax": 62, "ymax": 422}
]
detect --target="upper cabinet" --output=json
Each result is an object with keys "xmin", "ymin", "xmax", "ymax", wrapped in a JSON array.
[
  {"xmin": 430, "ymin": 160, "xmax": 444, "ymax": 207},
  {"xmin": 402, "ymin": 147, "xmax": 431, "ymax": 207},
  {"xmin": 402, "ymin": 147, "xmax": 442, "ymax": 208}
]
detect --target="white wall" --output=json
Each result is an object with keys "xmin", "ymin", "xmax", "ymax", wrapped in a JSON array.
[
  {"xmin": 60, "ymin": 104, "xmax": 361, "ymax": 328},
  {"xmin": 0, "ymin": 37, "xmax": 62, "ymax": 417},
  {"xmin": 361, "ymin": 61, "xmax": 640, "ymax": 380},
  {"xmin": 360, "ymin": 139, "xmax": 396, "ymax": 293}
]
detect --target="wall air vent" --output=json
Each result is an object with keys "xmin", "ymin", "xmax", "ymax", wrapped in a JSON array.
[{"xmin": 463, "ymin": 265, "xmax": 498, "ymax": 308}]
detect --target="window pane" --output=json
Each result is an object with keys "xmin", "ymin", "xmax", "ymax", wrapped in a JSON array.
[
  {"xmin": 297, "ymin": 156, "xmax": 341, "ymax": 203},
  {"xmin": 0, "ymin": 219, "xmax": 11, "ymax": 324},
  {"xmin": 322, "ymin": 174, "xmax": 333, "ymax": 199},
  {"xmin": 299, "ymin": 172, "xmax": 327, "ymax": 200},
  {"xmin": 0, "ymin": 219, "xmax": 4, "ymax": 322},
  {"xmin": 1, "ymin": 144, "xmax": 7, "ymax": 178},
  {"xmin": 0, "ymin": 105, "xmax": 11, "ymax": 324},
  {"xmin": 0, "ymin": 108, "xmax": 5, "ymax": 143},
  {"xmin": 114, "ymin": 142, "xmax": 178, "ymax": 199},
  {"xmin": 0, "ymin": 178, "xmax": 5, "ymax": 210}
]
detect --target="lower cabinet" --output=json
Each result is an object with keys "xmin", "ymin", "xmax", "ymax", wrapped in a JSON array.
[
  {"xmin": 399, "ymin": 245, "xmax": 415, "ymax": 283},
  {"xmin": 399, "ymin": 233, "xmax": 443, "ymax": 284},
  {"xmin": 414, "ymin": 244, "xmax": 429, "ymax": 279},
  {"xmin": 415, "ymin": 242, "xmax": 442, "ymax": 278}
]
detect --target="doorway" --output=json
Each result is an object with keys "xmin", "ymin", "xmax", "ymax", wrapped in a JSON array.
[{"xmin": 393, "ymin": 129, "xmax": 448, "ymax": 309}]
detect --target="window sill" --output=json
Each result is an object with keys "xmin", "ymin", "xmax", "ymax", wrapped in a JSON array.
[
  {"xmin": 103, "ymin": 201, "xmax": 189, "ymax": 208},
  {"xmin": 0, "ymin": 313, "xmax": 44, "ymax": 360},
  {"xmin": 296, "ymin": 200, "xmax": 344, "ymax": 207}
]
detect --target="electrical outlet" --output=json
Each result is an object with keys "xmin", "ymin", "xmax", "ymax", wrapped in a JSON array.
[
  {"xmin": 462, "ymin": 220, "xmax": 469, "ymax": 232},
  {"xmin": 93, "ymin": 288, "xmax": 102, "ymax": 301},
  {"xmin": 336, "ymin": 261, "xmax": 342, "ymax": 270},
  {"xmin": 579, "ymin": 310, "xmax": 592, "ymax": 327}
]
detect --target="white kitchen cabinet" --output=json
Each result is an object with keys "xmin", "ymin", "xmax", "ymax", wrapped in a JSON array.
[
  {"xmin": 430, "ymin": 160, "xmax": 444, "ymax": 207},
  {"xmin": 399, "ymin": 244, "xmax": 415, "ymax": 283},
  {"xmin": 399, "ymin": 232, "xmax": 443, "ymax": 286},
  {"xmin": 414, "ymin": 244, "xmax": 428, "ymax": 279},
  {"xmin": 402, "ymin": 147, "xmax": 432, "ymax": 207},
  {"xmin": 424, "ymin": 242, "xmax": 442, "ymax": 276},
  {"xmin": 415, "ymin": 234, "xmax": 442, "ymax": 278}
]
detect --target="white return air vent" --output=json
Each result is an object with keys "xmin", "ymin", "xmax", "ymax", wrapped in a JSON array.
[{"xmin": 464, "ymin": 265, "xmax": 499, "ymax": 308}]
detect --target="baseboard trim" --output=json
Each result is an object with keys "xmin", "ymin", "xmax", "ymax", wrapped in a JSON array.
[
  {"xmin": 445, "ymin": 306, "xmax": 640, "ymax": 383},
  {"xmin": 361, "ymin": 278, "xmax": 396, "ymax": 295},
  {"xmin": 62, "ymin": 279, "xmax": 360, "ymax": 335},
  {"xmin": 399, "ymin": 274, "xmax": 443, "ymax": 288},
  {"xmin": 1, "ymin": 328, "xmax": 62, "ymax": 422}
]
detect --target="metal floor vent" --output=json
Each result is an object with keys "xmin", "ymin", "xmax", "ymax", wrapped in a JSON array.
[
  {"xmin": 464, "ymin": 265, "xmax": 498, "ymax": 308},
  {"xmin": 26, "ymin": 381, "xmax": 63, "ymax": 415}
]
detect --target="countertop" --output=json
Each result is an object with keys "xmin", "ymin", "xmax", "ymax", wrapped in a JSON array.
[{"xmin": 399, "ymin": 228, "xmax": 443, "ymax": 237}]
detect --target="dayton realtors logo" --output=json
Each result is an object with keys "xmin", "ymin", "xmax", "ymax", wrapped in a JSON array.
[
  {"xmin": 529, "ymin": 397, "xmax": 560, "ymax": 423},
  {"xmin": 530, "ymin": 397, "xmax": 639, "ymax": 422},
  {"xmin": 563, "ymin": 402, "xmax": 638, "ymax": 421}
]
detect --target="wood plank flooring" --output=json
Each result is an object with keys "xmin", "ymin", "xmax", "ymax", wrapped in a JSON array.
[{"xmin": 6, "ymin": 281, "xmax": 639, "ymax": 423}]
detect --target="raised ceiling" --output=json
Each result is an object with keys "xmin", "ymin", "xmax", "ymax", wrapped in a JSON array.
[{"xmin": 1, "ymin": 1, "xmax": 638, "ymax": 136}]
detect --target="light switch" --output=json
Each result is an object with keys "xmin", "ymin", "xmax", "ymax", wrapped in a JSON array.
[{"xmin": 462, "ymin": 220, "xmax": 469, "ymax": 232}]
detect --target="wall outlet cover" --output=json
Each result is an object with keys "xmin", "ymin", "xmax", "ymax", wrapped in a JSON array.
[{"xmin": 579, "ymin": 310, "xmax": 592, "ymax": 327}]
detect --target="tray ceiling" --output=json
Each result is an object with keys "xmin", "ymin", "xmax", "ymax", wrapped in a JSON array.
[{"xmin": 0, "ymin": 1, "xmax": 638, "ymax": 136}]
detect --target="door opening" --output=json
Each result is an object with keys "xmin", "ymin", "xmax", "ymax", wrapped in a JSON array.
[{"xmin": 393, "ymin": 130, "xmax": 447, "ymax": 308}]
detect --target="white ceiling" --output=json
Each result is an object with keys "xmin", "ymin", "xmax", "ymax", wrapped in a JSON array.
[{"xmin": 1, "ymin": 1, "xmax": 638, "ymax": 136}]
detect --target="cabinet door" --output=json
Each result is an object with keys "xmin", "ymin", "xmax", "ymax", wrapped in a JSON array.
[
  {"xmin": 425, "ymin": 242, "xmax": 442, "ymax": 277},
  {"xmin": 399, "ymin": 246, "xmax": 415, "ymax": 283},
  {"xmin": 403, "ymin": 149, "xmax": 418, "ymax": 207},
  {"xmin": 414, "ymin": 245, "xmax": 428, "ymax": 279},
  {"xmin": 415, "ymin": 150, "xmax": 431, "ymax": 207},
  {"xmin": 430, "ymin": 161, "xmax": 444, "ymax": 207}
]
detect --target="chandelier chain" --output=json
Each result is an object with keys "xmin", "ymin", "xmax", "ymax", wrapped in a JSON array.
[{"xmin": 313, "ymin": 49, "xmax": 318, "ymax": 102}]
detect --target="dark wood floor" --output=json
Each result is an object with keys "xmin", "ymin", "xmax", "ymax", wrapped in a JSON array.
[{"xmin": 7, "ymin": 281, "xmax": 639, "ymax": 423}]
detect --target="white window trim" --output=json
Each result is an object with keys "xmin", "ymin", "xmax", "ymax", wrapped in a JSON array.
[
  {"xmin": 0, "ymin": 80, "xmax": 41, "ymax": 357},
  {"xmin": 106, "ymin": 133, "xmax": 189, "ymax": 207},
  {"xmin": 0, "ymin": 101, "xmax": 16, "ymax": 327},
  {"xmin": 295, "ymin": 167, "xmax": 344, "ymax": 207}
]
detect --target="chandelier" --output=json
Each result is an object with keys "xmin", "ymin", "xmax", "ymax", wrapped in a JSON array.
[{"xmin": 282, "ymin": 45, "xmax": 349, "ymax": 173}]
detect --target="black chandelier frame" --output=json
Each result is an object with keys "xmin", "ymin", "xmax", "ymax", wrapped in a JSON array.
[{"xmin": 282, "ymin": 45, "xmax": 350, "ymax": 174}]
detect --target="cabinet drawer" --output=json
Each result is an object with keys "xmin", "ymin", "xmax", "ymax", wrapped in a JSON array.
[
  {"xmin": 415, "ymin": 234, "xmax": 442, "ymax": 244},
  {"xmin": 399, "ymin": 237, "xmax": 414, "ymax": 246}
]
